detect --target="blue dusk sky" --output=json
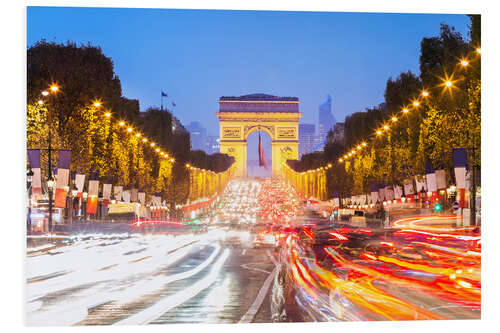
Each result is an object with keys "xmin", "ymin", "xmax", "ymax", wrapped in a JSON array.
[{"xmin": 27, "ymin": 7, "xmax": 470, "ymax": 134}]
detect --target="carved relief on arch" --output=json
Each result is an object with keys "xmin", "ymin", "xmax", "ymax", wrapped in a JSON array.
[{"xmin": 243, "ymin": 124, "xmax": 275, "ymax": 140}]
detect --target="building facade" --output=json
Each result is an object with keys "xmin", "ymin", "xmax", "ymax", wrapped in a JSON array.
[{"xmin": 298, "ymin": 123, "xmax": 316, "ymax": 158}]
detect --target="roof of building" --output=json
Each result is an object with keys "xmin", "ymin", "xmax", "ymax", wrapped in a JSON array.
[{"xmin": 219, "ymin": 93, "xmax": 299, "ymax": 102}]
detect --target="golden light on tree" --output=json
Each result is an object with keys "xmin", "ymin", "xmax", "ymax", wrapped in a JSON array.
[
  {"xmin": 142, "ymin": 138, "xmax": 147, "ymax": 142},
  {"xmin": 37, "ymin": 100, "xmax": 44, "ymax": 105},
  {"xmin": 104, "ymin": 112, "xmax": 111, "ymax": 117},
  {"xmin": 338, "ymin": 158, "xmax": 343, "ymax": 163},
  {"xmin": 41, "ymin": 91, "xmax": 49, "ymax": 96},
  {"xmin": 402, "ymin": 108, "xmax": 409, "ymax": 113},
  {"xmin": 150, "ymin": 142, "xmax": 155, "ymax": 147},
  {"xmin": 127, "ymin": 127, "xmax": 133, "ymax": 132},
  {"xmin": 328, "ymin": 163, "xmax": 332, "ymax": 168},
  {"xmin": 357, "ymin": 145, "xmax": 361, "ymax": 150},
  {"xmin": 119, "ymin": 121, "xmax": 125, "ymax": 126},
  {"xmin": 383, "ymin": 125, "xmax": 389, "ymax": 130},
  {"xmin": 348, "ymin": 152, "xmax": 352, "ymax": 157},
  {"xmin": 93, "ymin": 101, "xmax": 102, "ymax": 107},
  {"xmin": 344, "ymin": 155, "xmax": 348, "ymax": 159},
  {"xmin": 476, "ymin": 47, "xmax": 481, "ymax": 54},
  {"xmin": 362, "ymin": 142, "xmax": 367, "ymax": 147},
  {"xmin": 460, "ymin": 59, "xmax": 469, "ymax": 67},
  {"xmin": 391, "ymin": 116, "xmax": 397, "ymax": 122},
  {"xmin": 135, "ymin": 133, "xmax": 141, "ymax": 137},
  {"xmin": 155, "ymin": 148, "xmax": 160, "ymax": 152},
  {"xmin": 413, "ymin": 100, "xmax": 420, "ymax": 107},
  {"xmin": 50, "ymin": 85, "xmax": 59, "ymax": 92},
  {"xmin": 376, "ymin": 130, "xmax": 382, "ymax": 136},
  {"xmin": 421, "ymin": 90, "xmax": 429, "ymax": 97}
]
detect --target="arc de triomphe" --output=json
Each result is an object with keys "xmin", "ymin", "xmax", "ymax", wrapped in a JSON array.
[{"xmin": 216, "ymin": 94, "xmax": 302, "ymax": 177}]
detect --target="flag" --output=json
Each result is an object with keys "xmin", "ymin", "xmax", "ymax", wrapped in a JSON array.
[
  {"xmin": 114, "ymin": 185, "xmax": 123, "ymax": 201},
  {"xmin": 172, "ymin": 102, "xmax": 176, "ymax": 107},
  {"xmin": 122, "ymin": 190, "xmax": 131, "ymax": 203},
  {"xmin": 27, "ymin": 149, "xmax": 42, "ymax": 200},
  {"xmin": 453, "ymin": 148, "xmax": 467, "ymax": 189},
  {"xmin": 258, "ymin": 132, "xmax": 268, "ymax": 170},
  {"xmin": 102, "ymin": 182, "xmax": 112, "ymax": 206},
  {"xmin": 54, "ymin": 150, "xmax": 71, "ymax": 208},
  {"xmin": 131, "ymin": 188, "xmax": 138, "ymax": 202},
  {"xmin": 435, "ymin": 170, "xmax": 447, "ymax": 189},
  {"xmin": 161, "ymin": 91, "xmax": 168, "ymax": 97},
  {"xmin": 87, "ymin": 172, "xmax": 99, "ymax": 215},
  {"xmin": 138, "ymin": 191, "xmax": 146, "ymax": 205}
]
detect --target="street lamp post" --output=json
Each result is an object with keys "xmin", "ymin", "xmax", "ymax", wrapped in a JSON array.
[
  {"xmin": 27, "ymin": 168, "xmax": 34, "ymax": 234},
  {"xmin": 82, "ymin": 192, "xmax": 88, "ymax": 221},
  {"xmin": 69, "ymin": 183, "xmax": 78, "ymax": 226},
  {"xmin": 47, "ymin": 174, "xmax": 55, "ymax": 234}
]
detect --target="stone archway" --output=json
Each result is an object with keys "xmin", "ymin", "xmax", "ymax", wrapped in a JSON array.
[{"xmin": 216, "ymin": 94, "xmax": 302, "ymax": 177}]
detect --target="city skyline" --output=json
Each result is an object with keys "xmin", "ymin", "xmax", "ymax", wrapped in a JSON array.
[{"xmin": 27, "ymin": 7, "xmax": 470, "ymax": 134}]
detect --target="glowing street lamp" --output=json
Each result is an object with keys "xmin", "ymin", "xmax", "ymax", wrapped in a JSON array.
[
  {"xmin": 50, "ymin": 85, "xmax": 59, "ymax": 93},
  {"xmin": 402, "ymin": 108, "xmax": 409, "ymax": 113},
  {"xmin": 119, "ymin": 121, "xmax": 125, "ymax": 126},
  {"xmin": 391, "ymin": 116, "xmax": 397, "ymax": 122},
  {"xmin": 445, "ymin": 80, "xmax": 453, "ymax": 87},
  {"xmin": 460, "ymin": 59, "xmax": 469, "ymax": 67},
  {"xmin": 93, "ymin": 101, "xmax": 101, "ymax": 107},
  {"xmin": 421, "ymin": 90, "xmax": 429, "ymax": 97},
  {"xmin": 41, "ymin": 91, "xmax": 49, "ymax": 96},
  {"xmin": 413, "ymin": 100, "xmax": 420, "ymax": 107}
]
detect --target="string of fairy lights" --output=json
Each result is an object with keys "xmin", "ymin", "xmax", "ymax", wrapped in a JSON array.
[
  {"xmin": 35, "ymin": 84, "xmax": 175, "ymax": 164},
  {"xmin": 295, "ymin": 46, "xmax": 481, "ymax": 174}
]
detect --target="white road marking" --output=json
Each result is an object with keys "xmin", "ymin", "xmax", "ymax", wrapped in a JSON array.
[
  {"xmin": 239, "ymin": 265, "xmax": 277, "ymax": 323},
  {"xmin": 241, "ymin": 263, "xmax": 271, "ymax": 274},
  {"xmin": 114, "ymin": 248, "xmax": 230, "ymax": 325}
]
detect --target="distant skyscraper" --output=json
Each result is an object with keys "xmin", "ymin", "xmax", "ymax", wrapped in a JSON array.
[
  {"xmin": 205, "ymin": 135, "xmax": 220, "ymax": 154},
  {"xmin": 318, "ymin": 94, "xmax": 336, "ymax": 141},
  {"xmin": 299, "ymin": 123, "xmax": 315, "ymax": 158},
  {"xmin": 186, "ymin": 121, "xmax": 207, "ymax": 151}
]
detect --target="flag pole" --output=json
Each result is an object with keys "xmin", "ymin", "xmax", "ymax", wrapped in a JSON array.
[{"xmin": 161, "ymin": 90, "xmax": 163, "ymax": 111}]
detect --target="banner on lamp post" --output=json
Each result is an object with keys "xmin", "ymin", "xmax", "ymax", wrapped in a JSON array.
[
  {"xmin": 138, "ymin": 191, "xmax": 146, "ymax": 205},
  {"xmin": 27, "ymin": 149, "xmax": 42, "ymax": 200},
  {"xmin": 404, "ymin": 180, "xmax": 414, "ymax": 196},
  {"xmin": 131, "ymin": 188, "xmax": 138, "ymax": 202},
  {"xmin": 114, "ymin": 186, "xmax": 123, "ymax": 201},
  {"xmin": 102, "ymin": 182, "xmax": 112, "ymax": 206},
  {"xmin": 122, "ymin": 190, "xmax": 131, "ymax": 203},
  {"xmin": 370, "ymin": 183, "xmax": 379, "ymax": 203},
  {"xmin": 87, "ymin": 173, "xmax": 99, "ymax": 215},
  {"xmin": 435, "ymin": 170, "xmax": 447, "ymax": 190},
  {"xmin": 54, "ymin": 150, "xmax": 71, "ymax": 208},
  {"xmin": 394, "ymin": 185, "xmax": 403, "ymax": 199},
  {"xmin": 453, "ymin": 148, "xmax": 468, "ymax": 189},
  {"xmin": 75, "ymin": 174, "xmax": 85, "ymax": 197},
  {"xmin": 415, "ymin": 175, "xmax": 427, "ymax": 193},
  {"xmin": 385, "ymin": 186, "xmax": 394, "ymax": 201}
]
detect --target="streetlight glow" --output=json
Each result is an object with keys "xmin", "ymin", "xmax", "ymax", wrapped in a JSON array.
[
  {"xmin": 402, "ymin": 108, "xmax": 409, "ymax": 113},
  {"xmin": 460, "ymin": 59, "xmax": 469, "ymax": 67},
  {"xmin": 413, "ymin": 101, "xmax": 420, "ymax": 107},
  {"xmin": 445, "ymin": 80, "xmax": 452, "ymax": 87},
  {"xmin": 383, "ymin": 125, "xmax": 389, "ymax": 130},
  {"xmin": 50, "ymin": 85, "xmax": 59, "ymax": 92},
  {"xmin": 119, "ymin": 121, "xmax": 125, "ymax": 126},
  {"xmin": 376, "ymin": 130, "xmax": 382, "ymax": 136},
  {"xmin": 391, "ymin": 117, "xmax": 397, "ymax": 122},
  {"xmin": 421, "ymin": 91, "xmax": 429, "ymax": 97},
  {"xmin": 93, "ymin": 101, "xmax": 101, "ymax": 107},
  {"xmin": 41, "ymin": 91, "xmax": 49, "ymax": 96}
]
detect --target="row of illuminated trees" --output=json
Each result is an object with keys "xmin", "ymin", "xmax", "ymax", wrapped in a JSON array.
[
  {"xmin": 27, "ymin": 40, "xmax": 235, "ymax": 205},
  {"xmin": 285, "ymin": 19, "xmax": 481, "ymax": 202}
]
